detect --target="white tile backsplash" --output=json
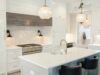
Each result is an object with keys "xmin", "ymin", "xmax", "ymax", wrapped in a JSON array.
[{"xmin": 7, "ymin": 25, "xmax": 52, "ymax": 45}]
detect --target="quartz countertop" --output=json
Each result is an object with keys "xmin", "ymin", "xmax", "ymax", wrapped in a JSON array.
[
  {"xmin": 20, "ymin": 47, "xmax": 100, "ymax": 69},
  {"xmin": 7, "ymin": 46, "xmax": 22, "ymax": 50},
  {"xmin": 89, "ymin": 44, "xmax": 100, "ymax": 46},
  {"xmin": 88, "ymin": 44, "xmax": 100, "ymax": 50}
]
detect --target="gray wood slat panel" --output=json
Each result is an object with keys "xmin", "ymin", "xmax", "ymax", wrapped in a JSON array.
[{"xmin": 6, "ymin": 12, "xmax": 52, "ymax": 26}]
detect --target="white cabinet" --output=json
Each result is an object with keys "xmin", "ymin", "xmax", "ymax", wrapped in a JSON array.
[{"xmin": 7, "ymin": 47, "xmax": 22, "ymax": 73}]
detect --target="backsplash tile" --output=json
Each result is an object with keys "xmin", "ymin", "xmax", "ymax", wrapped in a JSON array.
[{"xmin": 7, "ymin": 25, "xmax": 52, "ymax": 45}]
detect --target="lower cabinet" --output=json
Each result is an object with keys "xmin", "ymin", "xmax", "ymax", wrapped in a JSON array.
[{"xmin": 7, "ymin": 47, "xmax": 22, "ymax": 74}]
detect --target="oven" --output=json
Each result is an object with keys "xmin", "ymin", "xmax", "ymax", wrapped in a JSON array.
[{"xmin": 17, "ymin": 44, "xmax": 42, "ymax": 55}]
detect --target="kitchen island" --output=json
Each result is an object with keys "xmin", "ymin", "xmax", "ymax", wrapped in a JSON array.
[{"xmin": 20, "ymin": 47, "xmax": 100, "ymax": 75}]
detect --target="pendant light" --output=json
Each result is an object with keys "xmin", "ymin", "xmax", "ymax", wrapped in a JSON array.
[
  {"xmin": 76, "ymin": 0, "xmax": 86, "ymax": 24},
  {"xmin": 38, "ymin": 0, "xmax": 52, "ymax": 19},
  {"xmin": 83, "ymin": 14, "xmax": 91, "ymax": 28}
]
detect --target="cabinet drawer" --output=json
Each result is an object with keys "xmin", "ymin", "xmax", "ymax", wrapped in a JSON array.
[
  {"xmin": 7, "ymin": 47, "xmax": 22, "ymax": 73},
  {"xmin": 8, "ymin": 50, "xmax": 22, "ymax": 55},
  {"xmin": 7, "ymin": 64, "xmax": 20, "ymax": 73},
  {"xmin": 7, "ymin": 64, "xmax": 20, "ymax": 70},
  {"xmin": 7, "ymin": 62, "xmax": 20, "ymax": 69},
  {"xmin": 8, "ymin": 53, "xmax": 22, "ymax": 58},
  {"xmin": 8, "ymin": 59, "xmax": 20, "ymax": 64},
  {"xmin": 8, "ymin": 55, "xmax": 21, "ymax": 61}
]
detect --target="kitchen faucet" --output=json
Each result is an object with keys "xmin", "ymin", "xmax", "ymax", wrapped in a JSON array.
[{"xmin": 60, "ymin": 39, "xmax": 67, "ymax": 54}]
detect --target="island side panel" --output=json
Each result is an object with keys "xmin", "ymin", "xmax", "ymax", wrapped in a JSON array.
[
  {"xmin": 48, "ymin": 67, "xmax": 60, "ymax": 75},
  {"xmin": 98, "ymin": 53, "xmax": 100, "ymax": 75},
  {"xmin": 20, "ymin": 59, "xmax": 49, "ymax": 75}
]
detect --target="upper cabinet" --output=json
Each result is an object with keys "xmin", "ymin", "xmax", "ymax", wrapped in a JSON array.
[{"xmin": 7, "ymin": 12, "xmax": 52, "ymax": 26}]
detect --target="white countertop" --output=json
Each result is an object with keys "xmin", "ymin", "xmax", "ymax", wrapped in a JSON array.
[
  {"xmin": 89, "ymin": 44, "xmax": 100, "ymax": 46},
  {"xmin": 7, "ymin": 46, "xmax": 22, "ymax": 50},
  {"xmin": 88, "ymin": 44, "xmax": 100, "ymax": 50},
  {"xmin": 20, "ymin": 47, "xmax": 100, "ymax": 69}
]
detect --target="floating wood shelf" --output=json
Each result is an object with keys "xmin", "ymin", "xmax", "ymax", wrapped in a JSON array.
[{"xmin": 7, "ymin": 12, "xmax": 52, "ymax": 26}]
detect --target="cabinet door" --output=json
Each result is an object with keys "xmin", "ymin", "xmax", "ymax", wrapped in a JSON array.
[
  {"xmin": 0, "ymin": 0, "xmax": 6, "ymax": 75},
  {"xmin": 7, "ymin": 47, "xmax": 22, "ymax": 73}
]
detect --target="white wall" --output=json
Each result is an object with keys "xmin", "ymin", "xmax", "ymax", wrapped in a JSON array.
[
  {"xmin": 0, "ymin": 0, "xmax": 6, "ymax": 75},
  {"xmin": 91, "ymin": 0, "xmax": 100, "ymax": 43},
  {"xmin": 69, "ymin": 14, "xmax": 78, "ymax": 43},
  {"xmin": 66, "ymin": 0, "xmax": 100, "ymax": 45},
  {"xmin": 92, "ymin": 10, "xmax": 100, "ymax": 43},
  {"xmin": 6, "ymin": 0, "xmax": 68, "ymax": 45},
  {"xmin": 7, "ymin": 0, "xmax": 43, "ymax": 16},
  {"xmin": 52, "ymin": 1, "xmax": 68, "ymax": 45}
]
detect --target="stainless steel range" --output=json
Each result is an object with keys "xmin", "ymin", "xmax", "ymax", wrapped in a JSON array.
[{"xmin": 17, "ymin": 44, "xmax": 42, "ymax": 55}]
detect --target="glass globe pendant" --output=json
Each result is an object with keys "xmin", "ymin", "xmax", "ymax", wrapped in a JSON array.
[
  {"xmin": 84, "ymin": 18, "xmax": 90, "ymax": 25},
  {"xmin": 76, "ymin": 0, "xmax": 86, "ymax": 24},
  {"xmin": 76, "ymin": 13, "xmax": 86, "ymax": 23},
  {"xmin": 38, "ymin": 0, "xmax": 52, "ymax": 19},
  {"xmin": 83, "ymin": 15, "xmax": 91, "ymax": 28}
]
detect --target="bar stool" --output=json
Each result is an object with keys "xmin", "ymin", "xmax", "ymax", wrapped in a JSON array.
[
  {"xmin": 81, "ymin": 56, "xmax": 98, "ymax": 75},
  {"xmin": 59, "ymin": 65, "xmax": 82, "ymax": 75}
]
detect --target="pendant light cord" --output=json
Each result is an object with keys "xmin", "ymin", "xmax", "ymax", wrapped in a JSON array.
[
  {"xmin": 44, "ymin": 0, "xmax": 47, "ymax": 6},
  {"xmin": 79, "ymin": 0, "xmax": 84, "ymax": 13}
]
